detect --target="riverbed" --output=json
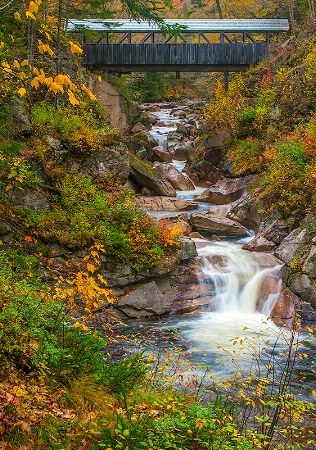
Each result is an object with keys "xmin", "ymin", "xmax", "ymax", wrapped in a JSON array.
[{"xmin": 110, "ymin": 104, "xmax": 316, "ymax": 401}]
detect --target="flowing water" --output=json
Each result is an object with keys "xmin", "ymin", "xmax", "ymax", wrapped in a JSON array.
[{"xmin": 114, "ymin": 105, "xmax": 316, "ymax": 398}]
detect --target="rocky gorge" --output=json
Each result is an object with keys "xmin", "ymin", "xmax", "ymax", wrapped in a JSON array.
[{"xmin": 1, "ymin": 79, "xmax": 315, "ymax": 331}]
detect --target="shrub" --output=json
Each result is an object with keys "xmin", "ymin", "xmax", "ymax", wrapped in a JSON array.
[
  {"xmin": 203, "ymin": 76, "xmax": 247, "ymax": 134},
  {"xmin": 31, "ymin": 102, "xmax": 121, "ymax": 155},
  {"xmin": 259, "ymin": 141, "xmax": 308, "ymax": 216},
  {"xmin": 0, "ymin": 250, "xmax": 107, "ymax": 378},
  {"xmin": 226, "ymin": 137, "xmax": 264, "ymax": 175},
  {"xmin": 24, "ymin": 174, "xmax": 181, "ymax": 271}
]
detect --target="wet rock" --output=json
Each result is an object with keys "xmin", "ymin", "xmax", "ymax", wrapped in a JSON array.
[
  {"xmin": 190, "ymin": 213, "xmax": 250, "ymax": 236},
  {"xmin": 172, "ymin": 140, "xmax": 194, "ymax": 160},
  {"xmin": 261, "ymin": 219, "xmax": 291, "ymax": 245},
  {"xmin": 189, "ymin": 232, "xmax": 205, "ymax": 239},
  {"xmin": 129, "ymin": 155, "xmax": 176, "ymax": 197},
  {"xmin": 136, "ymin": 196, "xmax": 198, "ymax": 211},
  {"xmin": 269, "ymin": 287, "xmax": 300, "ymax": 327},
  {"xmin": 195, "ymin": 176, "xmax": 253, "ymax": 205},
  {"xmin": 180, "ymin": 236, "xmax": 198, "ymax": 260},
  {"xmin": 227, "ymin": 195, "xmax": 261, "ymax": 232},
  {"xmin": 115, "ymin": 281, "xmax": 170, "ymax": 318},
  {"xmin": 184, "ymin": 130, "xmax": 230, "ymax": 184},
  {"xmin": 170, "ymin": 284, "xmax": 215, "ymax": 314},
  {"xmin": 243, "ymin": 234, "xmax": 276, "ymax": 252},
  {"xmin": 154, "ymin": 162, "xmax": 195, "ymax": 191},
  {"xmin": 152, "ymin": 146, "xmax": 173, "ymax": 163}
]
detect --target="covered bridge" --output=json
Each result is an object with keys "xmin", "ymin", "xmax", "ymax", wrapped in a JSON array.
[{"xmin": 67, "ymin": 18, "xmax": 290, "ymax": 72}]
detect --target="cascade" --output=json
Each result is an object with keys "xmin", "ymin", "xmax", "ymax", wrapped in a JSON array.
[{"xmin": 145, "ymin": 104, "xmax": 286, "ymax": 372}]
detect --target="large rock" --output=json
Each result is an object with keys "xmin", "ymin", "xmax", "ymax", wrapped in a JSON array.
[
  {"xmin": 195, "ymin": 176, "xmax": 253, "ymax": 205},
  {"xmin": 180, "ymin": 236, "xmax": 198, "ymax": 260},
  {"xmin": 136, "ymin": 196, "xmax": 198, "ymax": 211},
  {"xmin": 190, "ymin": 213, "xmax": 250, "ymax": 236},
  {"xmin": 172, "ymin": 140, "xmax": 194, "ymax": 160},
  {"xmin": 284, "ymin": 270, "xmax": 316, "ymax": 311},
  {"xmin": 152, "ymin": 146, "xmax": 173, "ymax": 163},
  {"xmin": 129, "ymin": 154, "xmax": 176, "ymax": 197},
  {"xmin": 69, "ymin": 144, "xmax": 130, "ymax": 184},
  {"xmin": 261, "ymin": 219, "xmax": 291, "ymax": 245},
  {"xmin": 275, "ymin": 227, "xmax": 309, "ymax": 266},
  {"xmin": 227, "ymin": 194, "xmax": 261, "ymax": 232},
  {"xmin": 158, "ymin": 212, "xmax": 192, "ymax": 235},
  {"xmin": 243, "ymin": 234, "xmax": 276, "ymax": 252},
  {"xmin": 184, "ymin": 130, "xmax": 229, "ymax": 184},
  {"xmin": 6, "ymin": 187, "xmax": 49, "ymax": 211},
  {"xmin": 273, "ymin": 218, "xmax": 316, "ymax": 314},
  {"xmin": 11, "ymin": 98, "xmax": 31, "ymax": 135},
  {"xmin": 154, "ymin": 162, "xmax": 195, "ymax": 191},
  {"xmin": 115, "ymin": 281, "xmax": 170, "ymax": 318},
  {"xmin": 100, "ymin": 248, "xmax": 182, "ymax": 290}
]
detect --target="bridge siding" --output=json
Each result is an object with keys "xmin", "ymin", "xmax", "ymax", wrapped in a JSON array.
[{"xmin": 83, "ymin": 43, "xmax": 268, "ymax": 70}]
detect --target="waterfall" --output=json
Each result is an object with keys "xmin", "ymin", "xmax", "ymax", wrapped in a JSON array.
[{"xmin": 197, "ymin": 241, "xmax": 283, "ymax": 316}]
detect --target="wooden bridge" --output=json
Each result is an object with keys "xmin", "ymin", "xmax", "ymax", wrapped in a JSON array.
[{"xmin": 67, "ymin": 19, "xmax": 289, "ymax": 73}]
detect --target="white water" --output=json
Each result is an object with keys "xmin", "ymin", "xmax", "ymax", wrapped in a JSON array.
[
  {"xmin": 172, "ymin": 238, "xmax": 284, "ymax": 375},
  {"xmin": 146, "ymin": 105, "xmax": 287, "ymax": 376}
]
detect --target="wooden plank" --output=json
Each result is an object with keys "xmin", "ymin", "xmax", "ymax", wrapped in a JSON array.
[{"xmin": 83, "ymin": 43, "xmax": 268, "ymax": 69}]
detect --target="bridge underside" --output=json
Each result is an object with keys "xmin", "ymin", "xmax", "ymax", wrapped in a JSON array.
[
  {"xmin": 83, "ymin": 43, "xmax": 268, "ymax": 73},
  {"xmin": 86, "ymin": 63, "xmax": 251, "ymax": 73}
]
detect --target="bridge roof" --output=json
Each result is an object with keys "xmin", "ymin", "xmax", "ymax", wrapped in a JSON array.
[{"xmin": 67, "ymin": 18, "xmax": 289, "ymax": 33}]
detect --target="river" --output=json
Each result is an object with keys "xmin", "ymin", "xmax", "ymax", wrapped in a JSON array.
[{"xmin": 112, "ymin": 104, "xmax": 316, "ymax": 402}]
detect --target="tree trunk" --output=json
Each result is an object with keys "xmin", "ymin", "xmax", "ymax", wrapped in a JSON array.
[
  {"xmin": 215, "ymin": 0, "xmax": 223, "ymax": 18},
  {"xmin": 288, "ymin": 0, "xmax": 295, "ymax": 34},
  {"xmin": 308, "ymin": 0, "xmax": 315, "ymax": 23}
]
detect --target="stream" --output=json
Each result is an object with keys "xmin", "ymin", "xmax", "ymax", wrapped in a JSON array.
[{"xmin": 113, "ymin": 105, "xmax": 316, "ymax": 400}]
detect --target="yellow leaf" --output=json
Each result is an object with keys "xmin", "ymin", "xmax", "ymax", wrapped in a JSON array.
[
  {"xmin": 82, "ymin": 84, "xmax": 97, "ymax": 101},
  {"xmin": 49, "ymin": 81, "xmax": 64, "ymax": 94},
  {"xmin": 26, "ymin": 10, "xmax": 36, "ymax": 19},
  {"xmin": 54, "ymin": 74, "xmax": 64, "ymax": 85},
  {"xmin": 0, "ymin": 239, "xmax": 3, "ymax": 245},
  {"xmin": 87, "ymin": 263, "xmax": 96, "ymax": 273},
  {"xmin": 70, "ymin": 41, "xmax": 83, "ymax": 54},
  {"xmin": 21, "ymin": 59, "xmax": 29, "ymax": 67},
  {"xmin": 68, "ymin": 91, "xmax": 79, "ymax": 105},
  {"xmin": 45, "ymin": 76, "xmax": 53, "ymax": 86},
  {"xmin": 98, "ymin": 75, "xmax": 102, "ymax": 82},
  {"xmin": 18, "ymin": 87, "xmax": 27, "ymax": 96},
  {"xmin": 29, "ymin": 1, "xmax": 39, "ymax": 14},
  {"xmin": 12, "ymin": 386, "xmax": 28, "ymax": 397},
  {"xmin": 13, "ymin": 59, "xmax": 20, "ymax": 69},
  {"xmin": 31, "ymin": 77, "xmax": 39, "ymax": 88},
  {"xmin": 14, "ymin": 11, "xmax": 21, "ymax": 20}
]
